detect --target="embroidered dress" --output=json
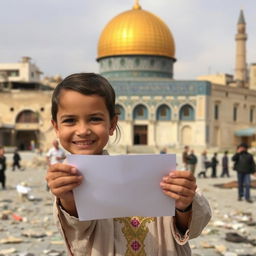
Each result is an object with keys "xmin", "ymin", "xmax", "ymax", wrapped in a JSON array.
[{"xmin": 54, "ymin": 190, "xmax": 211, "ymax": 256}]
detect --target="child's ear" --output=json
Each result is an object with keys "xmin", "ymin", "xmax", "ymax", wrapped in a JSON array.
[
  {"xmin": 51, "ymin": 120, "xmax": 59, "ymax": 137},
  {"xmin": 109, "ymin": 115, "xmax": 118, "ymax": 136}
]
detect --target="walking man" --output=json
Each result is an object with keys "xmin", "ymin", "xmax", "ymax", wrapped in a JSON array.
[
  {"xmin": 232, "ymin": 143, "xmax": 255, "ymax": 203},
  {"xmin": 211, "ymin": 152, "xmax": 219, "ymax": 178},
  {"xmin": 221, "ymin": 151, "xmax": 230, "ymax": 177},
  {"xmin": 187, "ymin": 149, "xmax": 197, "ymax": 175},
  {"xmin": 12, "ymin": 149, "xmax": 23, "ymax": 171},
  {"xmin": 182, "ymin": 145, "xmax": 190, "ymax": 170}
]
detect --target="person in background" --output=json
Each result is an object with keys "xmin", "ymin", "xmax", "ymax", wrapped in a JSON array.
[
  {"xmin": 221, "ymin": 151, "xmax": 230, "ymax": 177},
  {"xmin": 46, "ymin": 139, "xmax": 66, "ymax": 166},
  {"xmin": 0, "ymin": 146, "xmax": 7, "ymax": 190},
  {"xmin": 211, "ymin": 152, "xmax": 219, "ymax": 178},
  {"xmin": 187, "ymin": 149, "xmax": 198, "ymax": 175},
  {"xmin": 197, "ymin": 150, "xmax": 210, "ymax": 178},
  {"xmin": 232, "ymin": 143, "xmax": 255, "ymax": 203},
  {"xmin": 12, "ymin": 149, "xmax": 23, "ymax": 171},
  {"xmin": 160, "ymin": 147, "xmax": 167, "ymax": 154},
  {"xmin": 46, "ymin": 139, "xmax": 66, "ymax": 191},
  {"xmin": 182, "ymin": 145, "xmax": 190, "ymax": 170}
]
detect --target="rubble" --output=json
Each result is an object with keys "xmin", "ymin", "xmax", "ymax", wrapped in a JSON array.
[{"xmin": 0, "ymin": 157, "xmax": 255, "ymax": 256}]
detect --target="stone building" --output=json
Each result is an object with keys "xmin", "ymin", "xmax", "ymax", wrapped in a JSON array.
[
  {"xmin": 0, "ymin": 57, "xmax": 54, "ymax": 151},
  {"xmin": 99, "ymin": 4, "xmax": 256, "ymax": 151},
  {"xmin": 0, "ymin": 3, "xmax": 255, "ymax": 152}
]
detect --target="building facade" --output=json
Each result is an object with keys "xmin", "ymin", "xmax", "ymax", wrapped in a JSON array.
[{"xmin": 0, "ymin": 3, "xmax": 255, "ymax": 152}]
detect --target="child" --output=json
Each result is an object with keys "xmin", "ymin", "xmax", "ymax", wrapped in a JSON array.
[{"xmin": 46, "ymin": 73, "xmax": 211, "ymax": 256}]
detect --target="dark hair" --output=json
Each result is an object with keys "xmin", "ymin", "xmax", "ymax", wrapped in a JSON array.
[
  {"xmin": 238, "ymin": 142, "xmax": 248, "ymax": 149},
  {"xmin": 51, "ymin": 73, "xmax": 116, "ymax": 121},
  {"xmin": 51, "ymin": 73, "xmax": 120, "ymax": 141}
]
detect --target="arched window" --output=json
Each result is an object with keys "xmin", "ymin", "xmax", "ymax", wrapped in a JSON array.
[
  {"xmin": 120, "ymin": 58, "xmax": 125, "ymax": 66},
  {"xmin": 133, "ymin": 104, "xmax": 148, "ymax": 120},
  {"xmin": 156, "ymin": 104, "xmax": 171, "ymax": 120},
  {"xmin": 16, "ymin": 110, "xmax": 39, "ymax": 123},
  {"xmin": 115, "ymin": 104, "xmax": 125, "ymax": 121},
  {"xmin": 179, "ymin": 104, "xmax": 195, "ymax": 121},
  {"xmin": 135, "ymin": 58, "xmax": 140, "ymax": 66}
]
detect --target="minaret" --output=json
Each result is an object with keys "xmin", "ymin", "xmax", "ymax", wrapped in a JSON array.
[{"xmin": 235, "ymin": 10, "xmax": 247, "ymax": 87}]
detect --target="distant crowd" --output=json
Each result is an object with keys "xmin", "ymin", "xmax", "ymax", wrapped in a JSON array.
[{"xmin": 179, "ymin": 144, "xmax": 256, "ymax": 203}]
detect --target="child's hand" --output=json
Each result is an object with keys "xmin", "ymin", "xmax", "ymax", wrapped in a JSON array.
[
  {"xmin": 45, "ymin": 163, "xmax": 83, "ymax": 203},
  {"xmin": 160, "ymin": 170, "xmax": 197, "ymax": 211}
]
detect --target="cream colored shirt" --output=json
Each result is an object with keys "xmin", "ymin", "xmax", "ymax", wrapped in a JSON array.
[{"xmin": 54, "ymin": 190, "xmax": 211, "ymax": 256}]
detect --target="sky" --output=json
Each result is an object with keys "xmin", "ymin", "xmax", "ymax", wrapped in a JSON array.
[{"xmin": 1, "ymin": 0, "xmax": 256, "ymax": 80}]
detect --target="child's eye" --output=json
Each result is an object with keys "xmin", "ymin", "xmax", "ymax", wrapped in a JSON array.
[
  {"xmin": 62, "ymin": 118, "xmax": 75, "ymax": 124},
  {"xmin": 90, "ymin": 117, "xmax": 103, "ymax": 122}
]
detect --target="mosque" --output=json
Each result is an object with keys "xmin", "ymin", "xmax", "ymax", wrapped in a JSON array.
[{"xmin": 0, "ymin": 1, "xmax": 256, "ymax": 152}]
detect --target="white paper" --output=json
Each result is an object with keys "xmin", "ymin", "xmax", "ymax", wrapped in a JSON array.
[{"xmin": 67, "ymin": 154, "xmax": 176, "ymax": 221}]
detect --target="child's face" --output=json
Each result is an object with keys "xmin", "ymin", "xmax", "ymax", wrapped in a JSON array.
[{"xmin": 52, "ymin": 90, "xmax": 117, "ymax": 155}]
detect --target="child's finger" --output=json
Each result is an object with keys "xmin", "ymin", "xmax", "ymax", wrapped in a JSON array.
[
  {"xmin": 162, "ymin": 176, "xmax": 197, "ymax": 191},
  {"xmin": 162, "ymin": 189, "xmax": 192, "ymax": 206},
  {"xmin": 166, "ymin": 170, "xmax": 196, "ymax": 181},
  {"xmin": 160, "ymin": 182, "xmax": 195, "ymax": 198},
  {"xmin": 51, "ymin": 183, "xmax": 78, "ymax": 198},
  {"xmin": 48, "ymin": 163, "xmax": 78, "ymax": 175},
  {"xmin": 51, "ymin": 176, "xmax": 83, "ymax": 189}
]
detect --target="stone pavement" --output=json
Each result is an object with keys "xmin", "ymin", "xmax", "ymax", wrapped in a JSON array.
[{"xmin": 0, "ymin": 152, "xmax": 255, "ymax": 256}]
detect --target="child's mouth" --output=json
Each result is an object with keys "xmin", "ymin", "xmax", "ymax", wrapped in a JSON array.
[{"xmin": 73, "ymin": 140, "xmax": 94, "ymax": 146}]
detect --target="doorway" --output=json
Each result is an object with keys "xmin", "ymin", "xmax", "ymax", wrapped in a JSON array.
[{"xmin": 133, "ymin": 125, "xmax": 147, "ymax": 145}]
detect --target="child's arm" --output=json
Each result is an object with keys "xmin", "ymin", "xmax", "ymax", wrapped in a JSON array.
[
  {"xmin": 45, "ymin": 163, "xmax": 83, "ymax": 217},
  {"xmin": 160, "ymin": 170, "xmax": 197, "ymax": 233}
]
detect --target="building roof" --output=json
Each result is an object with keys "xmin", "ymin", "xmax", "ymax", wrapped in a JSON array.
[
  {"xmin": 238, "ymin": 9, "xmax": 246, "ymax": 24},
  {"xmin": 97, "ymin": 2, "xmax": 175, "ymax": 60}
]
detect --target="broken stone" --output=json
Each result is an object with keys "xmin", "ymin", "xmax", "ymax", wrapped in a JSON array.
[
  {"xmin": 21, "ymin": 230, "xmax": 47, "ymax": 238},
  {"xmin": 215, "ymin": 244, "xmax": 227, "ymax": 254},
  {"xmin": 18, "ymin": 253, "xmax": 35, "ymax": 256},
  {"xmin": 200, "ymin": 241, "xmax": 215, "ymax": 248},
  {"xmin": 223, "ymin": 252, "xmax": 238, "ymax": 256},
  {"xmin": 0, "ymin": 236, "xmax": 23, "ymax": 244},
  {"xmin": 43, "ymin": 250, "xmax": 64, "ymax": 256},
  {"xmin": 0, "ymin": 248, "xmax": 17, "ymax": 255},
  {"xmin": 50, "ymin": 240, "xmax": 64, "ymax": 245}
]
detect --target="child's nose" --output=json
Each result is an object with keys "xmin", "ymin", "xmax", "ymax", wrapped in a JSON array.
[{"xmin": 76, "ymin": 123, "xmax": 91, "ymax": 136}]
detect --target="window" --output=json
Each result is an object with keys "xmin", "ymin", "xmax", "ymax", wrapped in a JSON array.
[
  {"xmin": 214, "ymin": 104, "xmax": 219, "ymax": 120},
  {"xmin": 7, "ymin": 70, "xmax": 19, "ymax": 77},
  {"xmin": 250, "ymin": 108, "xmax": 254, "ymax": 123},
  {"xmin": 133, "ymin": 105, "xmax": 148, "ymax": 120},
  {"xmin": 16, "ymin": 110, "xmax": 39, "ymax": 123},
  {"xmin": 233, "ymin": 105, "xmax": 238, "ymax": 122},
  {"xmin": 120, "ymin": 58, "xmax": 125, "ymax": 66},
  {"xmin": 156, "ymin": 104, "xmax": 171, "ymax": 120},
  {"xmin": 135, "ymin": 58, "xmax": 140, "ymax": 66},
  {"xmin": 179, "ymin": 104, "xmax": 195, "ymax": 121},
  {"xmin": 115, "ymin": 104, "xmax": 125, "ymax": 121}
]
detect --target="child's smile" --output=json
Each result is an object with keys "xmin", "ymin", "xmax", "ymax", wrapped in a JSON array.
[{"xmin": 52, "ymin": 90, "xmax": 117, "ymax": 155}]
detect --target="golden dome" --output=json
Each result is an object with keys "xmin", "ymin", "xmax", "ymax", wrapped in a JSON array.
[{"xmin": 97, "ymin": 3, "xmax": 175, "ymax": 60}]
